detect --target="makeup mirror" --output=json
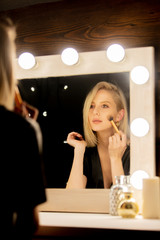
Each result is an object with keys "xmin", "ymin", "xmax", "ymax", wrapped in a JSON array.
[{"xmin": 15, "ymin": 47, "xmax": 155, "ymax": 212}]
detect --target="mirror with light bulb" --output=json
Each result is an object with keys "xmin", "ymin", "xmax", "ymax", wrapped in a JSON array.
[{"xmin": 15, "ymin": 46, "xmax": 156, "ymax": 192}]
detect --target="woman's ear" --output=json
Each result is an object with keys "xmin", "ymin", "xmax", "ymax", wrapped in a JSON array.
[{"xmin": 115, "ymin": 109, "xmax": 125, "ymax": 122}]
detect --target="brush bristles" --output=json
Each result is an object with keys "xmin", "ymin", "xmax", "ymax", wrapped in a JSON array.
[{"xmin": 109, "ymin": 116, "xmax": 113, "ymax": 121}]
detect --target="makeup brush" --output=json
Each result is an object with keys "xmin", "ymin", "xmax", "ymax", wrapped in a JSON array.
[{"xmin": 109, "ymin": 116, "xmax": 121, "ymax": 135}]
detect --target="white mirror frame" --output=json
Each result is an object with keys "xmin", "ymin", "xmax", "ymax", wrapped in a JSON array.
[{"xmin": 15, "ymin": 46, "xmax": 155, "ymax": 213}]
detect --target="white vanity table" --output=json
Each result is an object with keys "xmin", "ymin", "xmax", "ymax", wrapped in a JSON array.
[
  {"xmin": 33, "ymin": 211, "xmax": 160, "ymax": 238},
  {"xmin": 38, "ymin": 212, "xmax": 160, "ymax": 231}
]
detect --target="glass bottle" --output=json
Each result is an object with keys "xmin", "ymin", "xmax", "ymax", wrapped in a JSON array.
[
  {"xmin": 109, "ymin": 175, "xmax": 130, "ymax": 216},
  {"xmin": 123, "ymin": 175, "xmax": 131, "ymax": 189},
  {"xmin": 117, "ymin": 191, "xmax": 139, "ymax": 218}
]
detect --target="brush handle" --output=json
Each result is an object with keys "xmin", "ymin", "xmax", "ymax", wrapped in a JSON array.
[{"xmin": 110, "ymin": 120, "xmax": 120, "ymax": 135}]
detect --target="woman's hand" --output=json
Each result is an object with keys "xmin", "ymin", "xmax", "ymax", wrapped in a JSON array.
[
  {"xmin": 67, "ymin": 132, "xmax": 87, "ymax": 150},
  {"xmin": 108, "ymin": 131, "xmax": 127, "ymax": 161}
]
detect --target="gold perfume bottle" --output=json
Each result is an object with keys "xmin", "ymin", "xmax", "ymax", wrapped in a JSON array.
[{"xmin": 117, "ymin": 191, "xmax": 139, "ymax": 218}]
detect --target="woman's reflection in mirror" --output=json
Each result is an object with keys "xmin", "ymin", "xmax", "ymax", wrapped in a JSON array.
[{"xmin": 66, "ymin": 81, "xmax": 130, "ymax": 189}]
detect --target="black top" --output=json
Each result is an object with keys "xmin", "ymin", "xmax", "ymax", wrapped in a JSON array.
[
  {"xmin": 0, "ymin": 106, "xmax": 46, "ymax": 239},
  {"xmin": 83, "ymin": 145, "xmax": 130, "ymax": 188}
]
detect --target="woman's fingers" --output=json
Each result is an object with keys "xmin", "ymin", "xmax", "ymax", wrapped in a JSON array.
[
  {"xmin": 67, "ymin": 132, "xmax": 86, "ymax": 148},
  {"xmin": 68, "ymin": 132, "xmax": 83, "ymax": 140}
]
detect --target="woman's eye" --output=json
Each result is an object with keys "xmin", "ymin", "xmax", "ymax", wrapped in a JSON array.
[
  {"xmin": 90, "ymin": 104, "xmax": 94, "ymax": 109},
  {"xmin": 102, "ymin": 104, "xmax": 109, "ymax": 108}
]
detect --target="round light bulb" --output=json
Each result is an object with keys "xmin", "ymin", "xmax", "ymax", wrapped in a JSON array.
[
  {"xmin": 130, "ymin": 118, "xmax": 149, "ymax": 137},
  {"xmin": 130, "ymin": 170, "xmax": 149, "ymax": 190},
  {"xmin": 18, "ymin": 52, "xmax": 36, "ymax": 69},
  {"xmin": 106, "ymin": 44, "xmax": 125, "ymax": 62},
  {"xmin": 130, "ymin": 66, "xmax": 149, "ymax": 85},
  {"xmin": 61, "ymin": 48, "xmax": 79, "ymax": 66}
]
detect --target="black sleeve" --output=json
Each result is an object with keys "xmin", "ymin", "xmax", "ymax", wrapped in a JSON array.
[
  {"xmin": 1, "ymin": 109, "xmax": 46, "ymax": 238},
  {"xmin": 17, "ymin": 121, "xmax": 46, "ymax": 209}
]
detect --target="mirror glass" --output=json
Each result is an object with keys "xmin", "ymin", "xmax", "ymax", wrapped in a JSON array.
[{"xmin": 17, "ymin": 73, "xmax": 129, "ymax": 187}]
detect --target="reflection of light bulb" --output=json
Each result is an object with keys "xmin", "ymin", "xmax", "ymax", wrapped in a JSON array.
[
  {"xmin": 31, "ymin": 87, "xmax": 35, "ymax": 92},
  {"xmin": 106, "ymin": 44, "xmax": 125, "ymax": 62},
  {"xmin": 43, "ymin": 111, "xmax": 47, "ymax": 117},
  {"xmin": 61, "ymin": 48, "xmax": 79, "ymax": 66},
  {"xmin": 18, "ymin": 52, "xmax": 36, "ymax": 69},
  {"xmin": 130, "ymin": 66, "xmax": 149, "ymax": 85},
  {"xmin": 131, "ymin": 170, "xmax": 149, "ymax": 190},
  {"xmin": 130, "ymin": 118, "xmax": 149, "ymax": 137}
]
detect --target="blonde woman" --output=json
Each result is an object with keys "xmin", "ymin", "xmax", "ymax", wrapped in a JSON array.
[
  {"xmin": 0, "ymin": 18, "xmax": 46, "ymax": 239},
  {"xmin": 66, "ymin": 81, "xmax": 130, "ymax": 189}
]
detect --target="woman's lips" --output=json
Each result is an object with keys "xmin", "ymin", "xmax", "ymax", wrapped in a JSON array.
[{"xmin": 92, "ymin": 119, "xmax": 102, "ymax": 124}]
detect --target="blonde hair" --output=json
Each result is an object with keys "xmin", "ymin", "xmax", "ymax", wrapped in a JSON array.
[
  {"xmin": 0, "ymin": 17, "xmax": 16, "ymax": 110},
  {"xmin": 83, "ymin": 81, "xmax": 129, "ymax": 147}
]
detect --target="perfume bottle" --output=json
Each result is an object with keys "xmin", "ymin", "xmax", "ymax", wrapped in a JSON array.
[
  {"xmin": 117, "ymin": 191, "xmax": 139, "ymax": 218},
  {"xmin": 109, "ymin": 175, "xmax": 130, "ymax": 216}
]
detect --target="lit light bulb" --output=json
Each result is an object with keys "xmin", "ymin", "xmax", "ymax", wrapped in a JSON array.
[
  {"xmin": 18, "ymin": 52, "xmax": 36, "ymax": 69},
  {"xmin": 61, "ymin": 48, "xmax": 79, "ymax": 66},
  {"xmin": 130, "ymin": 66, "xmax": 149, "ymax": 85},
  {"xmin": 106, "ymin": 44, "xmax": 125, "ymax": 62},
  {"xmin": 130, "ymin": 170, "xmax": 149, "ymax": 190},
  {"xmin": 130, "ymin": 118, "xmax": 149, "ymax": 137}
]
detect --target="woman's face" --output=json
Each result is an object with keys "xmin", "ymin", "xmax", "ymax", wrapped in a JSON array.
[{"xmin": 88, "ymin": 89, "xmax": 122, "ymax": 133}]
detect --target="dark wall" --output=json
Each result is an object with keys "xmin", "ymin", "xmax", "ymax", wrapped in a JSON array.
[{"xmin": 1, "ymin": 0, "xmax": 160, "ymax": 61}]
